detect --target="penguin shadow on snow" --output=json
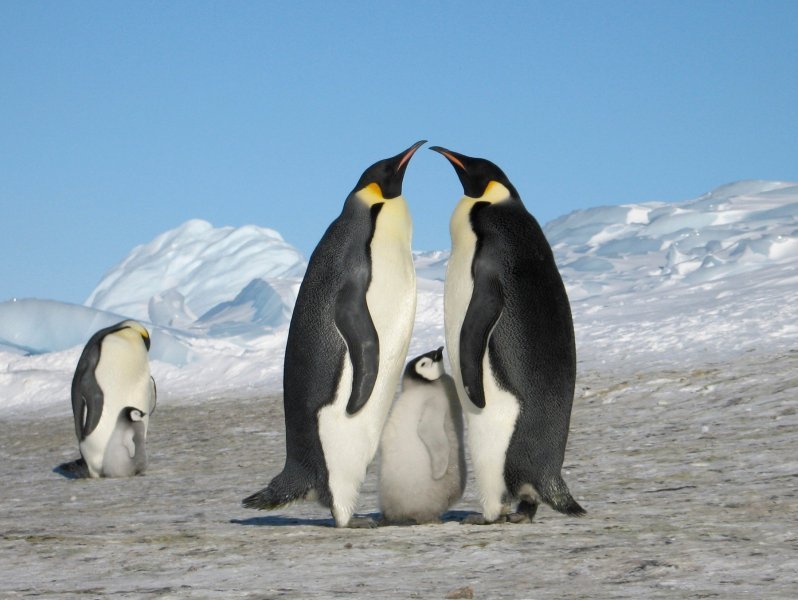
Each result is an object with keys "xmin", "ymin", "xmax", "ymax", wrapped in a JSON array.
[
  {"xmin": 230, "ymin": 513, "xmax": 377, "ymax": 528},
  {"xmin": 230, "ymin": 510, "xmax": 478, "ymax": 528}
]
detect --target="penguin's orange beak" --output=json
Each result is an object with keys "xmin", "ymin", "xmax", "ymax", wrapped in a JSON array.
[
  {"xmin": 395, "ymin": 140, "xmax": 427, "ymax": 174},
  {"xmin": 430, "ymin": 146, "xmax": 467, "ymax": 172}
]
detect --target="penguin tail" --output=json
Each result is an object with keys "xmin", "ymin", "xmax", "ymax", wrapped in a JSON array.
[
  {"xmin": 242, "ymin": 468, "xmax": 313, "ymax": 510},
  {"xmin": 53, "ymin": 457, "xmax": 90, "ymax": 479},
  {"xmin": 540, "ymin": 475, "xmax": 586, "ymax": 517}
]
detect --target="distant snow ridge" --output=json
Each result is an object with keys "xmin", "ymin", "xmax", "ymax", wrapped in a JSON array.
[
  {"xmin": 86, "ymin": 219, "xmax": 307, "ymax": 327},
  {"xmin": 2, "ymin": 181, "xmax": 797, "ymax": 415},
  {"xmin": 546, "ymin": 180, "xmax": 798, "ymax": 300}
]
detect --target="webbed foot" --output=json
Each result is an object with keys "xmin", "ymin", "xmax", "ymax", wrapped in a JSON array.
[
  {"xmin": 506, "ymin": 500, "xmax": 539, "ymax": 524},
  {"xmin": 346, "ymin": 516, "xmax": 378, "ymax": 529},
  {"xmin": 54, "ymin": 457, "xmax": 89, "ymax": 479}
]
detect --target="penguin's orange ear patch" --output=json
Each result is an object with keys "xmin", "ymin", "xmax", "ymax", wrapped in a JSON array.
[{"xmin": 365, "ymin": 182, "xmax": 383, "ymax": 196}]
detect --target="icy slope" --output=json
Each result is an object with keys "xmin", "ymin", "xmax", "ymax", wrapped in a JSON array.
[
  {"xmin": 546, "ymin": 180, "xmax": 798, "ymax": 367},
  {"xmin": 85, "ymin": 219, "xmax": 307, "ymax": 325},
  {"xmin": 547, "ymin": 180, "xmax": 798, "ymax": 300}
]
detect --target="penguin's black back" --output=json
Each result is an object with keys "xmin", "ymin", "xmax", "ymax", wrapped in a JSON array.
[
  {"xmin": 278, "ymin": 195, "xmax": 378, "ymax": 503},
  {"xmin": 470, "ymin": 199, "xmax": 577, "ymax": 500}
]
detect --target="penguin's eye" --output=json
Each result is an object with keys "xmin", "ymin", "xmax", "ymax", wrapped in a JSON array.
[{"xmin": 419, "ymin": 360, "xmax": 429, "ymax": 369}]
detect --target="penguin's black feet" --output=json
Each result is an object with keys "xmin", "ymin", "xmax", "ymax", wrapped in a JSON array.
[
  {"xmin": 379, "ymin": 516, "xmax": 428, "ymax": 527},
  {"xmin": 346, "ymin": 516, "xmax": 378, "ymax": 529},
  {"xmin": 461, "ymin": 513, "xmax": 507, "ymax": 525},
  {"xmin": 506, "ymin": 500, "xmax": 539, "ymax": 524},
  {"xmin": 53, "ymin": 457, "xmax": 89, "ymax": 479}
]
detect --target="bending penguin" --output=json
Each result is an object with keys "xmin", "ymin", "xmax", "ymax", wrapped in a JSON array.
[
  {"xmin": 243, "ymin": 141, "xmax": 424, "ymax": 527},
  {"xmin": 55, "ymin": 320, "xmax": 157, "ymax": 479},
  {"xmin": 379, "ymin": 347, "xmax": 466, "ymax": 525},
  {"xmin": 431, "ymin": 146, "xmax": 585, "ymax": 524}
]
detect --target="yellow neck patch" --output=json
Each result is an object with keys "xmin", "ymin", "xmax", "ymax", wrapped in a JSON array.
[
  {"xmin": 356, "ymin": 182, "xmax": 387, "ymax": 207},
  {"xmin": 119, "ymin": 320, "xmax": 149, "ymax": 343},
  {"xmin": 480, "ymin": 180, "xmax": 511, "ymax": 203}
]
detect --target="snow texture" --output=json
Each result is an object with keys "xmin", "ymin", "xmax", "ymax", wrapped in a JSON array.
[{"xmin": 0, "ymin": 181, "xmax": 796, "ymax": 597}]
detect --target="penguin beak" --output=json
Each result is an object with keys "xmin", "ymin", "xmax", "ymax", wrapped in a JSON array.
[
  {"xmin": 429, "ymin": 146, "xmax": 467, "ymax": 174},
  {"xmin": 434, "ymin": 346, "xmax": 444, "ymax": 361},
  {"xmin": 356, "ymin": 140, "xmax": 427, "ymax": 199},
  {"xmin": 142, "ymin": 332, "xmax": 151, "ymax": 351},
  {"xmin": 394, "ymin": 140, "xmax": 427, "ymax": 175},
  {"xmin": 431, "ymin": 146, "xmax": 497, "ymax": 198},
  {"xmin": 383, "ymin": 140, "xmax": 427, "ymax": 197}
]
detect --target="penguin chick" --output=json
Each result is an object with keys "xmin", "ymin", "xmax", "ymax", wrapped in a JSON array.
[
  {"xmin": 102, "ymin": 407, "xmax": 148, "ymax": 477},
  {"xmin": 379, "ymin": 347, "xmax": 466, "ymax": 524}
]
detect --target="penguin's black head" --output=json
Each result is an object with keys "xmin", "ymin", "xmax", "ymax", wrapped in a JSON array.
[
  {"xmin": 94, "ymin": 320, "xmax": 151, "ymax": 351},
  {"xmin": 352, "ymin": 140, "xmax": 426, "ymax": 199},
  {"xmin": 430, "ymin": 146, "xmax": 519, "ymax": 200},
  {"xmin": 140, "ymin": 329, "xmax": 151, "ymax": 351},
  {"xmin": 126, "ymin": 322, "xmax": 151, "ymax": 351},
  {"xmin": 404, "ymin": 346, "xmax": 445, "ymax": 383}
]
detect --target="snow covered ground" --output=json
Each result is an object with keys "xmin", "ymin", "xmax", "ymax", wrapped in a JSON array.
[{"xmin": 1, "ymin": 180, "xmax": 797, "ymax": 597}]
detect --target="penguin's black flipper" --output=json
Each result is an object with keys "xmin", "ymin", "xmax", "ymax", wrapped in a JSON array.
[
  {"xmin": 335, "ymin": 278, "xmax": 379, "ymax": 415},
  {"xmin": 71, "ymin": 327, "xmax": 110, "ymax": 441},
  {"xmin": 53, "ymin": 457, "xmax": 90, "ymax": 479},
  {"xmin": 460, "ymin": 267, "xmax": 503, "ymax": 409}
]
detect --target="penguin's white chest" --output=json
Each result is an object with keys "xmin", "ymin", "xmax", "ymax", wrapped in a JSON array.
[
  {"xmin": 318, "ymin": 197, "xmax": 416, "ymax": 521},
  {"xmin": 444, "ymin": 198, "xmax": 478, "ymax": 397},
  {"xmin": 366, "ymin": 199, "xmax": 416, "ymax": 368},
  {"xmin": 444, "ymin": 196, "xmax": 520, "ymax": 521}
]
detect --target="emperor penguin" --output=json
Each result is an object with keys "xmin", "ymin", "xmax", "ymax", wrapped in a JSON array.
[
  {"xmin": 55, "ymin": 320, "xmax": 157, "ymax": 479},
  {"xmin": 379, "ymin": 347, "xmax": 466, "ymax": 525},
  {"xmin": 431, "ymin": 146, "xmax": 585, "ymax": 524},
  {"xmin": 243, "ymin": 141, "xmax": 424, "ymax": 527},
  {"xmin": 101, "ymin": 407, "xmax": 149, "ymax": 477}
]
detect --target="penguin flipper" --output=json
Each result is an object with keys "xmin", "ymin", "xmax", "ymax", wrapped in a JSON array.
[
  {"xmin": 335, "ymin": 279, "xmax": 379, "ymax": 415},
  {"xmin": 460, "ymin": 270, "xmax": 503, "ymax": 409},
  {"xmin": 73, "ymin": 377, "xmax": 105, "ymax": 441},
  {"xmin": 149, "ymin": 376, "xmax": 157, "ymax": 414},
  {"xmin": 71, "ymin": 346, "xmax": 105, "ymax": 441},
  {"xmin": 418, "ymin": 399, "xmax": 449, "ymax": 480}
]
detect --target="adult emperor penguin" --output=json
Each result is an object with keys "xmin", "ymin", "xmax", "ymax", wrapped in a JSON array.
[
  {"xmin": 431, "ymin": 146, "xmax": 585, "ymax": 524},
  {"xmin": 55, "ymin": 320, "xmax": 157, "ymax": 479},
  {"xmin": 379, "ymin": 347, "xmax": 466, "ymax": 525},
  {"xmin": 243, "ymin": 141, "xmax": 424, "ymax": 527}
]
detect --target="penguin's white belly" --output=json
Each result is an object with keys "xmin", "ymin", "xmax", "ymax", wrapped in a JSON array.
[
  {"xmin": 445, "ymin": 214, "xmax": 519, "ymax": 522},
  {"xmin": 444, "ymin": 239, "xmax": 474, "ymax": 396},
  {"xmin": 318, "ymin": 198, "xmax": 416, "ymax": 524},
  {"xmin": 466, "ymin": 353, "xmax": 520, "ymax": 521}
]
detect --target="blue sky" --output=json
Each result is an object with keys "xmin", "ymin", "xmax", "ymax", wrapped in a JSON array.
[{"xmin": 2, "ymin": 1, "xmax": 797, "ymax": 304}]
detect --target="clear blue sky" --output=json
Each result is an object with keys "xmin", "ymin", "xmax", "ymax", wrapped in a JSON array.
[{"xmin": 2, "ymin": 1, "xmax": 797, "ymax": 304}]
